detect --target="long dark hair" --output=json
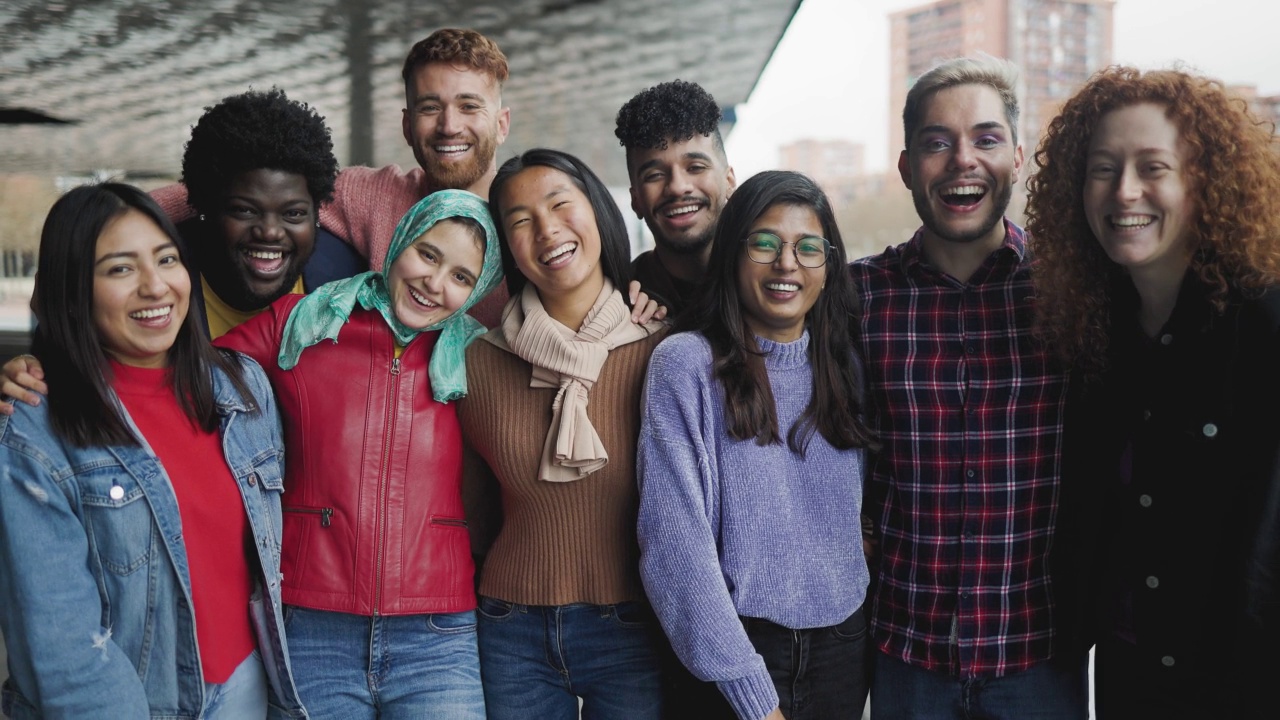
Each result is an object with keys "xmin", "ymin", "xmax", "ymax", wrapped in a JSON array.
[
  {"xmin": 682, "ymin": 170, "xmax": 876, "ymax": 454},
  {"xmin": 488, "ymin": 148, "xmax": 634, "ymax": 300},
  {"xmin": 32, "ymin": 183, "xmax": 255, "ymax": 447}
]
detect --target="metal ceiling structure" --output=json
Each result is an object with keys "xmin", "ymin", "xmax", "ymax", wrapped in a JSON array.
[{"xmin": 0, "ymin": 0, "xmax": 801, "ymax": 187}]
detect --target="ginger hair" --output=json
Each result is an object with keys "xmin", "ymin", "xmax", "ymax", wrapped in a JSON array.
[
  {"xmin": 1026, "ymin": 66, "xmax": 1280, "ymax": 375},
  {"xmin": 401, "ymin": 28, "xmax": 508, "ymax": 99}
]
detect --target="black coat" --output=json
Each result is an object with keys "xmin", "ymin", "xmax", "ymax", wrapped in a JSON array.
[{"xmin": 1056, "ymin": 275, "xmax": 1280, "ymax": 716}]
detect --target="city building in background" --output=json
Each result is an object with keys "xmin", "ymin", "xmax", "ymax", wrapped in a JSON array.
[
  {"xmin": 887, "ymin": 0, "xmax": 1115, "ymax": 167},
  {"xmin": 779, "ymin": 139, "xmax": 884, "ymax": 209}
]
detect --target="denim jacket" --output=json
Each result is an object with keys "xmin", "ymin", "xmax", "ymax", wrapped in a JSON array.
[{"xmin": 0, "ymin": 355, "xmax": 307, "ymax": 719}]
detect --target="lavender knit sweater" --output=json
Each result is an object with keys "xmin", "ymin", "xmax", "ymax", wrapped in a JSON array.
[{"xmin": 637, "ymin": 330, "xmax": 869, "ymax": 720}]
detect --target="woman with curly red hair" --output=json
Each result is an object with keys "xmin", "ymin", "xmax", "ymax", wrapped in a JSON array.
[{"xmin": 1027, "ymin": 66, "xmax": 1280, "ymax": 718}]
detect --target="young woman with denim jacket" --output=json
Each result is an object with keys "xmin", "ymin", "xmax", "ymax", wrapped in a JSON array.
[{"xmin": 0, "ymin": 183, "xmax": 305, "ymax": 719}]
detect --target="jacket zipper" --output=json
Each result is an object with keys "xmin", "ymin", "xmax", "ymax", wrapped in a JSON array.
[
  {"xmin": 431, "ymin": 517, "xmax": 468, "ymax": 528},
  {"xmin": 284, "ymin": 506, "xmax": 333, "ymax": 527},
  {"xmin": 372, "ymin": 355, "xmax": 401, "ymax": 616}
]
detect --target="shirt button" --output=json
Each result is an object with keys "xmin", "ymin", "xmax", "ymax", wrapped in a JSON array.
[
  {"xmin": 1161, "ymin": 655, "xmax": 1176, "ymax": 667},
  {"xmin": 966, "ymin": 345, "xmax": 976, "ymax": 354},
  {"xmin": 248, "ymin": 473, "xmax": 258, "ymax": 486},
  {"xmin": 1143, "ymin": 409, "xmax": 1152, "ymax": 421},
  {"xmin": 1160, "ymin": 333, "xmax": 1173, "ymax": 345},
  {"xmin": 966, "ymin": 469, "xmax": 975, "ymax": 478},
  {"xmin": 1202, "ymin": 423, "xmax": 1218, "ymax": 438},
  {"xmin": 1139, "ymin": 494, "xmax": 1153, "ymax": 507},
  {"xmin": 1146, "ymin": 575, "xmax": 1160, "ymax": 589}
]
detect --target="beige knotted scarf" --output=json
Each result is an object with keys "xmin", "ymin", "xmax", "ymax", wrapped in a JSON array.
[{"xmin": 483, "ymin": 279, "xmax": 659, "ymax": 482}]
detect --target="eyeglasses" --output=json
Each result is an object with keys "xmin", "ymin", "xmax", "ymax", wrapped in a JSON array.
[{"xmin": 743, "ymin": 232, "xmax": 831, "ymax": 268}]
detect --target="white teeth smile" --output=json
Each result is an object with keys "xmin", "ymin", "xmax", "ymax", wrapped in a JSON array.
[
  {"xmin": 765, "ymin": 282, "xmax": 800, "ymax": 292},
  {"xmin": 407, "ymin": 287, "xmax": 439, "ymax": 308},
  {"xmin": 130, "ymin": 306, "xmax": 171, "ymax": 320},
  {"xmin": 247, "ymin": 250, "xmax": 283, "ymax": 260},
  {"xmin": 434, "ymin": 144, "xmax": 470, "ymax": 153},
  {"xmin": 1111, "ymin": 216, "xmax": 1154, "ymax": 228},
  {"xmin": 943, "ymin": 185, "xmax": 985, "ymax": 197},
  {"xmin": 664, "ymin": 204, "xmax": 700, "ymax": 217},
  {"xmin": 540, "ymin": 243, "xmax": 577, "ymax": 264}
]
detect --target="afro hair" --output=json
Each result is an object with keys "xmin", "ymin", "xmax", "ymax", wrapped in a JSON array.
[
  {"xmin": 181, "ymin": 87, "xmax": 338, "ymax": 217},
  {"xmin": 614, "ymin": 80, "xmax": 724, "ymax": 157}
]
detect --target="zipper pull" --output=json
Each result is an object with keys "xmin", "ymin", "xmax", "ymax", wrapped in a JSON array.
[
  {"xmin": 391, "ymin": 357, "xmax": 401, "ymax": 376},
  {"xmin": 321, "ymin": 508, "xmax": 333, "ymax": 527}
]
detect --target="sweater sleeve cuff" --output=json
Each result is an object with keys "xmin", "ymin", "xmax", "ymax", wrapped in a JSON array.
[{"xmin": 718, "ymin": 668, "xmax": 779, "ymax": 720}]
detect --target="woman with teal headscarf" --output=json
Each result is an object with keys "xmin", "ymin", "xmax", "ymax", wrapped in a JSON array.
[{"xmin": 214, "ymin": 188, "xmax": 502, "ymax": 718}]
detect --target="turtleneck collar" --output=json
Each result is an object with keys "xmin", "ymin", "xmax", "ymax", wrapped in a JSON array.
[{"xmin": 755, "ymin": 329, "xmax": 810, "ymax": 370}]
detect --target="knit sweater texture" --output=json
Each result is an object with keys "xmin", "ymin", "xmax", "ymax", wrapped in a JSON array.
[
  {"xmin": 458, "ymin": 328, "xmax": 664, "ymax": 606},
  {"xmin": 637, "ymin": 330, "xmax": 869, "ymax": 720}
]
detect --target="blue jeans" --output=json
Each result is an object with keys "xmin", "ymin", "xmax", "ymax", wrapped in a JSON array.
[
  {"xmin": 283, "ymin": 606, "xmax": 484, "ymax": 719},
  {"xmin": 871, "ymin": 650, "xmax": 1088, "ymax": 720},
  {"xmin": 203, "ymin": 650, "xmax": 267, "ymax": 719},
  {"xmin": 476, "ymin": 596, "xmax": 665, "ymax": 720}
]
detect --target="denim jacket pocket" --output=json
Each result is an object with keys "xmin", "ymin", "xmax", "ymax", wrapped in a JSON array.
[
  {"xmin": 78, "ymin": 467, "xmax": 154, "ymax": 576},
  {"xmin": 246, "ymin": 452, "xmax": 285, "ymax": 549},
  {"xmin": 251, "ymin": 456, "xmax": 285, "ymax": 492}
]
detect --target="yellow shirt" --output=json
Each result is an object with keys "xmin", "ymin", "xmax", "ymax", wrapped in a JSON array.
[{"xmin": 201, "ymin": 275, "xmax": 305, "ymax": 340}]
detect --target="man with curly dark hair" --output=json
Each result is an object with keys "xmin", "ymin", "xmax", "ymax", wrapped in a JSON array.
[
  {"xmin": 615, "ymin": 80, "xmax": 736, "ymax": 316},
  {"xmin": 175, "ymin": 87, "xmax": 353, "ymax": 337}
]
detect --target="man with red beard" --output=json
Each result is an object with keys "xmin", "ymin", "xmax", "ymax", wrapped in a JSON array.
[
  {"xmin": 150, "ymin": 28, "xmax": 512, "ymax": 327},
  {"xmin": 850, "ymin": 56, "xmax": 1086, "ymax": 719},
  {"xmin": 614, "ymin": 80, "xmax": 736, "ymax": 316},
  {"xmin": 318, "ymin": 27, "xmax": 511, "ymax": 327}
]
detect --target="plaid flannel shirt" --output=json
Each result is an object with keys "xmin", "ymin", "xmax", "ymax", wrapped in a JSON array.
[{"xmin": 851, "ymin": 221, "xmax": 1068, "ymax": 677}]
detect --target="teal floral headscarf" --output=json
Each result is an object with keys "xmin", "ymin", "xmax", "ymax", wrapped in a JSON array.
[{"xmin": 276, "ymin": 189, "xmax": 503, "ymax": 402}]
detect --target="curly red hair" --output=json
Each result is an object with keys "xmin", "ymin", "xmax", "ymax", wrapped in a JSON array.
[
  {"xmin": 1026, "ymin": 66, "xmax": 1280, "ymax": 375},
  {"xmin": 401, "ymin": 28, "xmax": 508, "ymax": 98}
]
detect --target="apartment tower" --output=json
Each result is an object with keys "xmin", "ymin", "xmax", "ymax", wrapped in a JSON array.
[{"xmin": 888, "ymin": 0, "xmax": 1114, "ymax": 168}]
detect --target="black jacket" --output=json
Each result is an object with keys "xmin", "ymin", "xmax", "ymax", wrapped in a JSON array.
[{"xmin": 1057, "ymin": 274, "xmax": 1280, "ymax": 716}]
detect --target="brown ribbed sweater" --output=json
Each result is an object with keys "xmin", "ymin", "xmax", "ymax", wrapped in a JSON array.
[{"xmin": 458, "ymin": 329, "xmax": 664, "ymax": 606}]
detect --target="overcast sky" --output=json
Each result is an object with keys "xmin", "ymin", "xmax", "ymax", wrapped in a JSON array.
[{"xmin": 725, "ymin": 0, "xmax": 1280, "ymax": 177}]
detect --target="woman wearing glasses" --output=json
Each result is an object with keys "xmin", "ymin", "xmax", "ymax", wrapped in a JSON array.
[{"xmin": 637, "ymin": 171, "xmax": 877, "ymax": 720}]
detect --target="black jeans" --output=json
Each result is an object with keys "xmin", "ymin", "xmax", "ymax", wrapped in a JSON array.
[{"xmin": 666, "ymin": 606, "xmax": 871, "ymax": 720}]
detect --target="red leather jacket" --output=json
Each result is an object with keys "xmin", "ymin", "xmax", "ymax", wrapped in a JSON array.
[{"xmin": 216, "ymin": 294, "xmax": 474, "ymax": 615}]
